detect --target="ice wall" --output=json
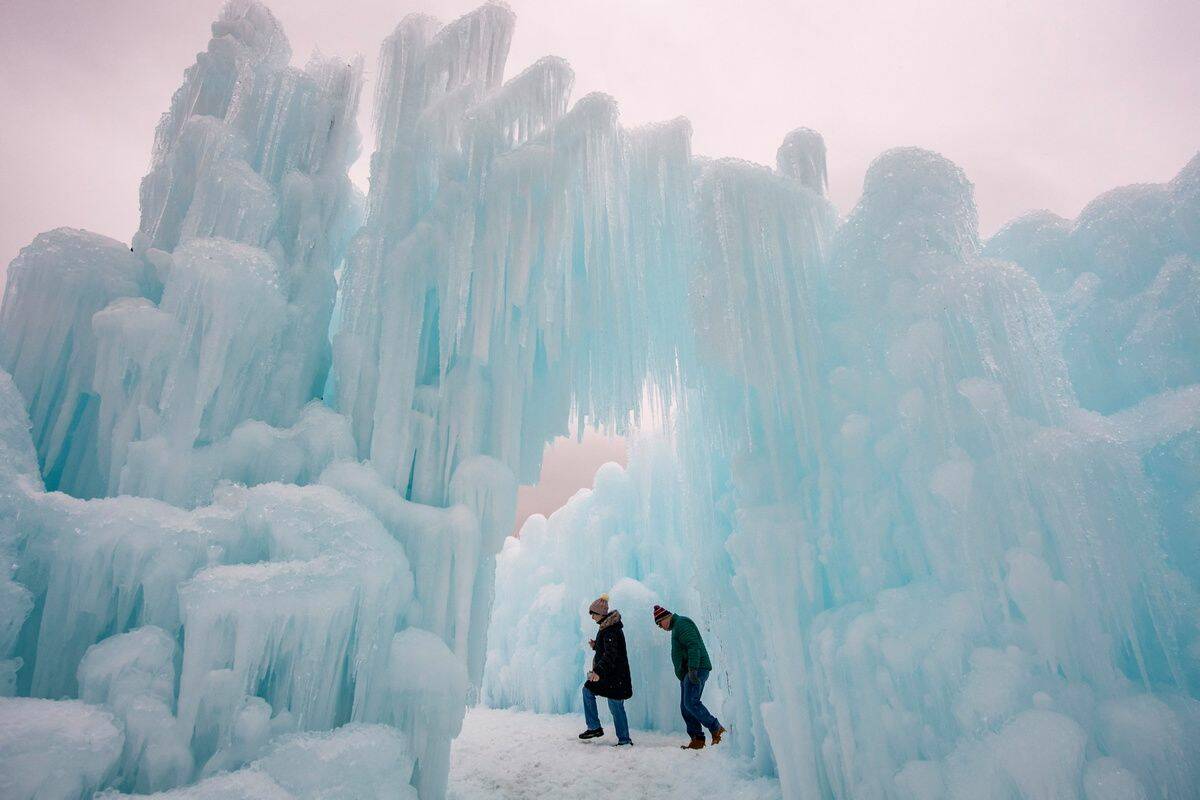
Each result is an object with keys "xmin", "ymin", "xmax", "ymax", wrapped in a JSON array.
[
  {"xmin": 0, "ymin": 358, "xmax": 458, "ymax": 798},
  {"xmin": 0, "ymin": 3, "xmax": 504, "ymax": 799},
  {"xmin": 483, "ymin": 137, "xmax": 1200, "ymax": 799}
]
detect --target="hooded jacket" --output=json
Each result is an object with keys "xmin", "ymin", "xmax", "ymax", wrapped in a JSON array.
[{"xmin": 585, "ymin": 611, "xmax": 633, "ymax": 700}]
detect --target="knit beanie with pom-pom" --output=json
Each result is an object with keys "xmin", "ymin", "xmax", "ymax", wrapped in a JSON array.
[{"xmin": 589, "ymin": 594, "xmax": 610, "ymax": 616}]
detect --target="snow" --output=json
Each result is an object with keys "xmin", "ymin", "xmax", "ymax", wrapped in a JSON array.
[{"xmin": 446, "ymin": 707, "xmax": 780, "ymax": 800}]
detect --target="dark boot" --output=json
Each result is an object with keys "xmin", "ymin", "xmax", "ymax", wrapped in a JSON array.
[
  {"xmin": 578, "ymin": 728, "xmax": 604, "ymax": 740},
  {"xmin": 612, "ymin": 740, "xmax": 634, "ymax": 747},
  {"xmin": 680, "ymin": 736, "xmax": 705, "ymax": 750},
  {"xmin": 711, "ymin": 726, "xmax": 727, "ymax": 745}
]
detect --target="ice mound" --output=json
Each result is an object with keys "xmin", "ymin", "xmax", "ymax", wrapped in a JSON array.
[
  {"xmin": 174, "ymin": 483, "xmax": 413, "ymax": 738},
  {"xmin": 2, "ymin": 411, "xmax": 436, "ymax": 793},
  {"xmin": 119, "ymin": 401, "xmax": 355, "ymax": 508},
  {"xmin": 0, "ymin": 697, "xmax": 124, "ymax": 800},
  {"xmin": 77, "ymin": 627, "xmax": 193, "ymax": 793},
  {"xmin": 98, "ymin": 724, "xmax": 416, "ymax": 800},
  {"xmin": 988, "ymin": 155, "xmax": 1200, "ymax": 414}
]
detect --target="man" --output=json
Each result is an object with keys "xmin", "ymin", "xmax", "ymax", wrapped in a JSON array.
[
  {"xmin": 578, "ymin": 594, "xmax": 634, "ymax": 746},
  {"xmin": 653, "ymin": 604, "xmax": 726, "ymax": 749}
]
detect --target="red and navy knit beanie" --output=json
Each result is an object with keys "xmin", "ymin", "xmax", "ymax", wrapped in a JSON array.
[{"xmin": 653, "ymin": 605, "xmax": 671, "ymax": 623}]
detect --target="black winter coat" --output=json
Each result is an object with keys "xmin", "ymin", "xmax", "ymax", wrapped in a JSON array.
[{"xmin": 585, "ymin": 614, "xmax": 633, "ymax": 700}]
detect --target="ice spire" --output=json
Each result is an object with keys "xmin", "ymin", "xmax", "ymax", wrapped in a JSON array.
[{"xmin": 777, "ymin": 126, "xmax": 828, "ymax": 195}]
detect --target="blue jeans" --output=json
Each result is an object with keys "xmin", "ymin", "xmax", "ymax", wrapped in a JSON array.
[
  {"xmin": 680, "ymin": 669, "xmax": 720, "ymax": 738},
  {"xmin": 583, "ymin": 685, "xmax": 631, "ymax": 743}
]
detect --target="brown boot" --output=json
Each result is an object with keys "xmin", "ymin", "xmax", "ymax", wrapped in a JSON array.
[
  {"xmin": 681, "ymin": 737, "xmax": 706, "ymax": 750},
  {"xmin": 711, "ymin": 726, "xmax": 728, "ymax": 745}
]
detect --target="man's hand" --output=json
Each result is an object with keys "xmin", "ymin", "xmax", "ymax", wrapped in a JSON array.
[
  {"xmin": 687, "ymin": 669, "xmax": 700, "ymax": 686},
  {"xmin": 588, "ymin": 671, "xmax": 600, "ymax": 682}
]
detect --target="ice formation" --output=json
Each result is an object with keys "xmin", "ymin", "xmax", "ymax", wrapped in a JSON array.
[
  {"xmin": 1, "ymin": 0, "xmax": 1198, "ymax": 798},
  {"xmin": 0, "ymin": 697, "xmax": 124, "ymax": 800},
  {"xmin": 484, "ymin": 137, "xmax": 1200, "ymax": 799},
  {"xmin": 97, "ymin": 724, "xmax": 417, "ymax": 800}
]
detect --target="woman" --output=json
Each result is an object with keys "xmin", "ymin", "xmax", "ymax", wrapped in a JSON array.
[{"xmin": 577, "ymin": 594, "xmax": 634, "ymax": 746}]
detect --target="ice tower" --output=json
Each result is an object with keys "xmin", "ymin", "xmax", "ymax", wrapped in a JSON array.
[
  {"xmin": 1, "ymin": 1, "xmax": 1198, "ymax": 799},
  {"xmin": 0, "ymin": 4, "xmax": 487, "ymax": 799}
]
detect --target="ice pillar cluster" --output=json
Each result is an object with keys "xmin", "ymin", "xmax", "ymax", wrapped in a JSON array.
[
  {"xmin": 1, "ymin": 3, "xmax": 504, "ymax": 799},
  {"xmin": 486, "ymin": 134, "xmax": 1200, "ymax": 799},
  {"xmin": 1, "ymin": 1, "xmax": 1198, "ymax": 799}
]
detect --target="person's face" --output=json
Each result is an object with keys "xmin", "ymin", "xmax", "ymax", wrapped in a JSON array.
[
  {"xmin": 590, "ymin": 612, "xmax": 602, "ymax": 624},
  {"xmin": 657, "ymin": 616, "xmax": 670, "ymax": 630}
]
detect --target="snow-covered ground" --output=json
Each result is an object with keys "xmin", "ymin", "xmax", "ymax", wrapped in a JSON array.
[{"xmin": 448, "ymin": 707, "xmax": 781, "ymax": 800}]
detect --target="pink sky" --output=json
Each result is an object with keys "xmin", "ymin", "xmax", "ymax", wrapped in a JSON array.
[
  {"xmin": 2, "ymin": 0, "xmax": 1197, "ymax": 272},
  {"xmin": 0, "ymin": 0, "xmax": 1195, "ymax": 528},
  {"xmin": 515, "ymin": 430, "xmax": 628, "ymax": 536}
]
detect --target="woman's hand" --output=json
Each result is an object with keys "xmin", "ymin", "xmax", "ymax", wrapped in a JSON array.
[
  {"xmin": 588, "ymin": 639, "xmax": 595, "ymax": 650},
  {"xmin": 588, "ymin": 671, "xmax": 600, "ymax": 682}
]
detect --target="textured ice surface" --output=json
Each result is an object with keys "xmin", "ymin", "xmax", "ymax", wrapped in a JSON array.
[
  {"xmin": 1, "ymin": 0, "xmax": 1198, "ymax": 798},
  {"xmin": 118, "ymin": 401, "xmax": 355, "ymax": 508},
  {"xmin": 77, "ymin": 627, "xmax": 194, "ymax": 793},
  {"xmin": 98, "ymin": 724, "xmax": 416, "ymax": 800},
  {"xmin": 375, "ymin": 628, "xmax": 468, "ymax": 800},
  {"xmin": 0, "ymin": 229, "xmax": 151, "ymax": 497},
  {"xmin": 0, "ymin": 697, "xmax": 124, "ymax": 800},
  {"xmin": 480, "ymin": 124, "xmax": 1200, "ymax": 800},
  {"xmin": 985, "ymin": 155, "xmax": 1200, "ymax": 414},
  {"xmin": 0, "ymin": 371, "xmax": 40, "ymax": 696}
]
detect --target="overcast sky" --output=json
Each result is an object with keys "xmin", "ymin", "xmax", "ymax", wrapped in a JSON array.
[
  {"xmin": 1, "ymin": 0, "xmax": 1195, "ymax": 527},
  {"xmin": 2, "ymin": 0, "xmax": 1197, "ymax": 271}
]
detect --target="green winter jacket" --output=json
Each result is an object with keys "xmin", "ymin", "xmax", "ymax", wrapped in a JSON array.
[{"xmin": 669, "ymin": 614, "xmax": 713, "ymax": 680}]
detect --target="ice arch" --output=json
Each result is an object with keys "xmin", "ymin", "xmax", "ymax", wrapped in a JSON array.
[
  {"xmin": 0, "ymin": 2, "xmax": 1197, "ymax": 799},
  {"xmin": 331, "ymin": 4, "xmax": 1200, "ymax": 797}
]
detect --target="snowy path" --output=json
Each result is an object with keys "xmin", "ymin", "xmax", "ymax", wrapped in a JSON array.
[{"xmin": 447, "ymin": 707, "xmax": 781, "ymax": 800}]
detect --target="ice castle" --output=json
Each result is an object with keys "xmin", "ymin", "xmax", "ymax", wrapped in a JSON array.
[{"xmin": 0, "ymin": 2, "xmax": 1197, "ymax": 798}]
